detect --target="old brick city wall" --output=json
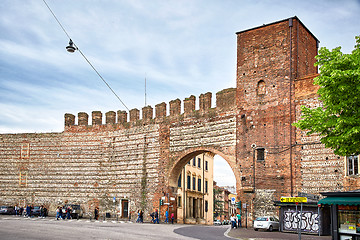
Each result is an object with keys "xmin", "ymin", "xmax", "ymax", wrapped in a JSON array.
[{"xmin": 0, "ymin": 17, "xmax": 355, "ymax": 225}]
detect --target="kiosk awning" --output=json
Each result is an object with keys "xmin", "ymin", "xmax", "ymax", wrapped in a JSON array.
[{"xmin": 318, "ymin": 197, "xmax": 360, "ymax": 205}]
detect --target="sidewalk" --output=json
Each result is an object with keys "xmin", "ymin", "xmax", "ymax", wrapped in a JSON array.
[{"xmin": 227, "ymin": 227, "xmax": 332, "ymax": 240}]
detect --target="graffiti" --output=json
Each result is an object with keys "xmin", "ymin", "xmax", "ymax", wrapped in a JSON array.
[{"xmin": 283, "ymin": 210, "xmax": 319, "ymax": 233}]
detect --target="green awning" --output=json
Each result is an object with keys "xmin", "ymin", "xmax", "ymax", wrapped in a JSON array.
[{"xmin": 318, "ymin": 197, "xmax": 360, "ymax": 205}]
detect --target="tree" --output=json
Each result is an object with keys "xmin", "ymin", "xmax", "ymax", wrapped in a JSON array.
[{"xmin": 294, "ymin": 36, "xmax": 360, "ymax": 156}]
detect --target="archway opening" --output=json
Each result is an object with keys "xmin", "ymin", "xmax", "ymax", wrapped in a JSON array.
[
  {"xmin": 167, "ymin": 148, "xmax": 239, "ymax": 225},
  {"xmin": 213, "ymin": 154, "xmax": 237, "ymax": 224}
]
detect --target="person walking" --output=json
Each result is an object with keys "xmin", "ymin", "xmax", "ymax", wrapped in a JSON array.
[
  {"xmin": 26, "ymin": 205, "xmax": 31, "ymax": 218},
  {"xmin": 164, "ymin": 210, "xmax": 169, "ymax": 223},
  {"xmin": 150, "ymin": 211, "xmax": 155, "ymax": 223},
  {"xmin": 171, "ymin": 212, "xmax": 174, "ymax": 224},
  {"xmin": 236, "ymin": 212, "xmax": 241, "ymax": 228},
  {"xmin": 136, "ymin": 210, "xmax": 140, "ymax": 223},
  {"xmin": 139, "ymin": 210, "xmax": 143, "ymax": 223},
  {"xmin": 154, "ymin": 209, "xmax": 159, "ymax": 224},
  {"xmin": 66, "ymin": 206, "xmax": 72, "ymax": 219},
  {"xmin": 230, "ymin": 214, "xmax": 237, "ymax": 229},
  {"xmin": 56, "ymin": 206, "xmax": 62, "ymax": 220},
  {"xmin": 94, "ymin": 207, "xmax": 99, "ymax": 220}
]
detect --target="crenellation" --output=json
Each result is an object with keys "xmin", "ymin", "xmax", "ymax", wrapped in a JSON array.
[
  {"xmin": 64, "ymin": 113, "xmax": 75, "ymax": 126},
  {"xmin": 78, "ymin": 112, "xmax": 89, "ymax": 126},
  {"xmin": 184, "ymin": 95, "xmax": 196, "ymax": 116},
  {"xmin": 155, "ymin": 102, "xmax": 166, "ymax": 120},
  {"xmin": 199, "ymin": 92, "xmax": 212, "ymax": 112},
  {"xmin": 106, "ymin": 111, "xmax": 116, "ymax": 124},
  {"xmin": 142, "ymin": 106, "xmax": 153, "ymax": 122},
  {"xmin": 129, "ymin": 108, "xmax": 140, "ymax": 122},
  {"xmin": 169, "ymin": 99, "xmax": 181, "ymax": 116},
  {"xmin": 92, "ymin": 111, "xmax": 102, "ymax": 125}
]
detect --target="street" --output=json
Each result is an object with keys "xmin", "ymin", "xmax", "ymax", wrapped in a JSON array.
[
  {"xmin": 0, "ymin": 216, "xmax": 230, "ymax": 240},
  {"xmin": 0, "ymin": 215, "xmax": 332, "ymax": 240}
]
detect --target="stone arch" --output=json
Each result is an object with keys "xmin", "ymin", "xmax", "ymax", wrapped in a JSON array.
[{"xmin": 168, "ymin": 146, "xmax": 239, "ymax": 189}]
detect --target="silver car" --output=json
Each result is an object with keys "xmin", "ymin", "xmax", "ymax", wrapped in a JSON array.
[{"xmin": 253, "ymin": 216, "xmax": 279, "ymax": 231}]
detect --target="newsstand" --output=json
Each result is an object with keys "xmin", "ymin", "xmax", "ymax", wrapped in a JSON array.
[
  {"xmin": 274, "ymin": 198, "xmax": 331, "ymax": 236},
  {"xmin": 319, "ymin": 190, "xmax": 360, "ymax": 240}
]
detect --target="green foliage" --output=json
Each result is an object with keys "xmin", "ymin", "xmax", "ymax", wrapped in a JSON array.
[{"xmin": 294, "ymin": 36, "xmax": 360, "ymax": 156}]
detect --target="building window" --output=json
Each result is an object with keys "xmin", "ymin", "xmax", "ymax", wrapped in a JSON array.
[
  {"xmin": 192, "ymin": 176, "xmax": 196, "ymax": 190},
  {"xmin": 205, "ymin": 200, "xmax": 208, "ymax": 212},
  {"xmin": 178, "ymin": 196, "xmax": 182, "ymax": 207},
  {"xmin": 198, "ymin": 178, "xmax": 201, "ymax": 191},
  {"xmin": 205, "ymin": 161, "xmax": 208, "ymax": 171},
  {"xmin": 193, "ymin": 157, "xmax": 196, "ymax": 166},
  {"xmin": 187, "ymin": 175, "xmax": 191, "ymax": 189},
  {"xmin": 198, "ymin": 158, "xmax": 201, "ymax": 168},
  {"xmin": 205, "ymin": 180, "xmax": 208, "ymax": 193},
  {"xmin": 178, "ymin": 174, "xmax": 182, "ymax": 187},
  {"xmin": 257, "ymin": 148, "xmax": 265, "ymax": 161},
  {"xmin": 347, "ymin": 155, "xmax": 359, "ymax": 176}
]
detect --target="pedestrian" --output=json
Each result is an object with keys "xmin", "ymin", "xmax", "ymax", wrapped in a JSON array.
[
  {"xmin": 230, "ymin": 214, "xmax": 237, "ymax": 229},
  {"xmin": 236, "ymin": 212, "xmax": 241, "ymax": 228},
  {"xmin": 19, "ymin": 206, "xmax": 24, "ymax": 216},
  {"xmin": 40, "ymin": 205, "xmax": 44, "ymax": 218},
  {"xmin": 14, "ymin": 205, "xmax": 19, "ymax": 216},
  {"xmin": 139, "ymin": 210, "xmax": 143, "ymax": 223},
  {"xmin": 164, "ymin": 210, "xmax": 169, "ymax": 223},
  {"xmin": 66, "ymin": 206, "xmax": 72, "ymax": 219},
  {"xmin": 171, "ymin": 212, "xmax": 174, "ymax": 224},
  {"xmin": 136, "ymin": 210, "xmax": 140, "ymax": 223},
  {"xmin": 150, "ymin": 211, "xmax": 154, "ymax": 223},
  {"xmin": 94, "ymin": 207, "xmax": 99, "ymax": 220},
  {"xmin": 154, "ymin": 209, "xmax": 159, "ymax": 224},
  {"xmin": 56, "ymin": 206, "xmax": 61, "ymax": 220},
  {"xmin": 26, "ymin": 205, "xmax": 31, "ymax": 218}
]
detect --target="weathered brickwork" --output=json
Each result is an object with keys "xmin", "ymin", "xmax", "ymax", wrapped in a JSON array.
[{"xmin": 0, "ymin": 17, "xmax": 357, "ymax": 226}]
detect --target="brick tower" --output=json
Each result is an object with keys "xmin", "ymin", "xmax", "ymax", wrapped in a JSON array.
[{"xmin": 235, "ymin": 17, "xmax": 319, "ymax": 219}]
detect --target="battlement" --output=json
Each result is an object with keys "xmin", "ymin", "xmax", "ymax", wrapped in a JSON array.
[{"xmin": 64, "ymin": 88, "xmax": 236, "ymax": 130}]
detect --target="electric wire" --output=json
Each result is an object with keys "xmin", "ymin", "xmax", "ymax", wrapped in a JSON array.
[{"xmin": 43, "ymin": 0, "xmax": 129, "ymax": 111}]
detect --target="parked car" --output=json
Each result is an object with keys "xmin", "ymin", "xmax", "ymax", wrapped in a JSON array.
[
  {"xmin": 253, "ymin": 216, "xmax": 279, "ymax": 232},
  {"xmin": 63, "ymin": 204, "xmax": 83, "ymax": 219},
  {"xmin": 31, "ymin": 206, "xmax": 41, "ymax": 216},
  {"xmin": 214, "ymin": 219, "xmax": 222, "ymax": 225},
  {"xmin": 0, "ymin": 206, "xmax": 15, "ymax": 215}
]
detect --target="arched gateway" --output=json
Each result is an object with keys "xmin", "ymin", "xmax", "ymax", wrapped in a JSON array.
[{"xmin": 0, "ymin": 17, "xmax": 347, "ymax": 227}]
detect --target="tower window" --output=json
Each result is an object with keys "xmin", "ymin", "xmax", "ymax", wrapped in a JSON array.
[
  {"xmin": 257, "ymin": 80, "xmax": 266, "ymax": 95},
  {"xmin": 257, "ymin": 148, "xmax": 265, "ymax": 161}
]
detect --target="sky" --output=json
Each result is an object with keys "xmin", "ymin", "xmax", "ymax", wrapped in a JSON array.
[{"xmin": 1, "ymin": 0, "xmax": 359, "ymax": 186}]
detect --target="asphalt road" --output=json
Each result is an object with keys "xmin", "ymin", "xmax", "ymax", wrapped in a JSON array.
[{"xmin": 0, "ymin": 215, "xmax": 230, "ymax": 240}]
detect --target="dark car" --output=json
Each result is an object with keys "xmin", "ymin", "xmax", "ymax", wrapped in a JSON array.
[
  {"xmin": 0, "ymin": 206, "xmax": 15, "ymax": 215},
  {"xmin": 31, "ymin": 206, "xmax": 41, "ymax": 216},
  {"xmin": 63, "ymin": 204, "xmax": 83, "ymax": 219}
]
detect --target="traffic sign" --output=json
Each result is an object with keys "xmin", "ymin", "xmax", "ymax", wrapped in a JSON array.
[
  {"xmin": 231, "ymin": 197, "xmax": 236, "ymax": 204},
  {"xmin": 280, "ymin": 197, "xmax": 307, "ymax": 203}
]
